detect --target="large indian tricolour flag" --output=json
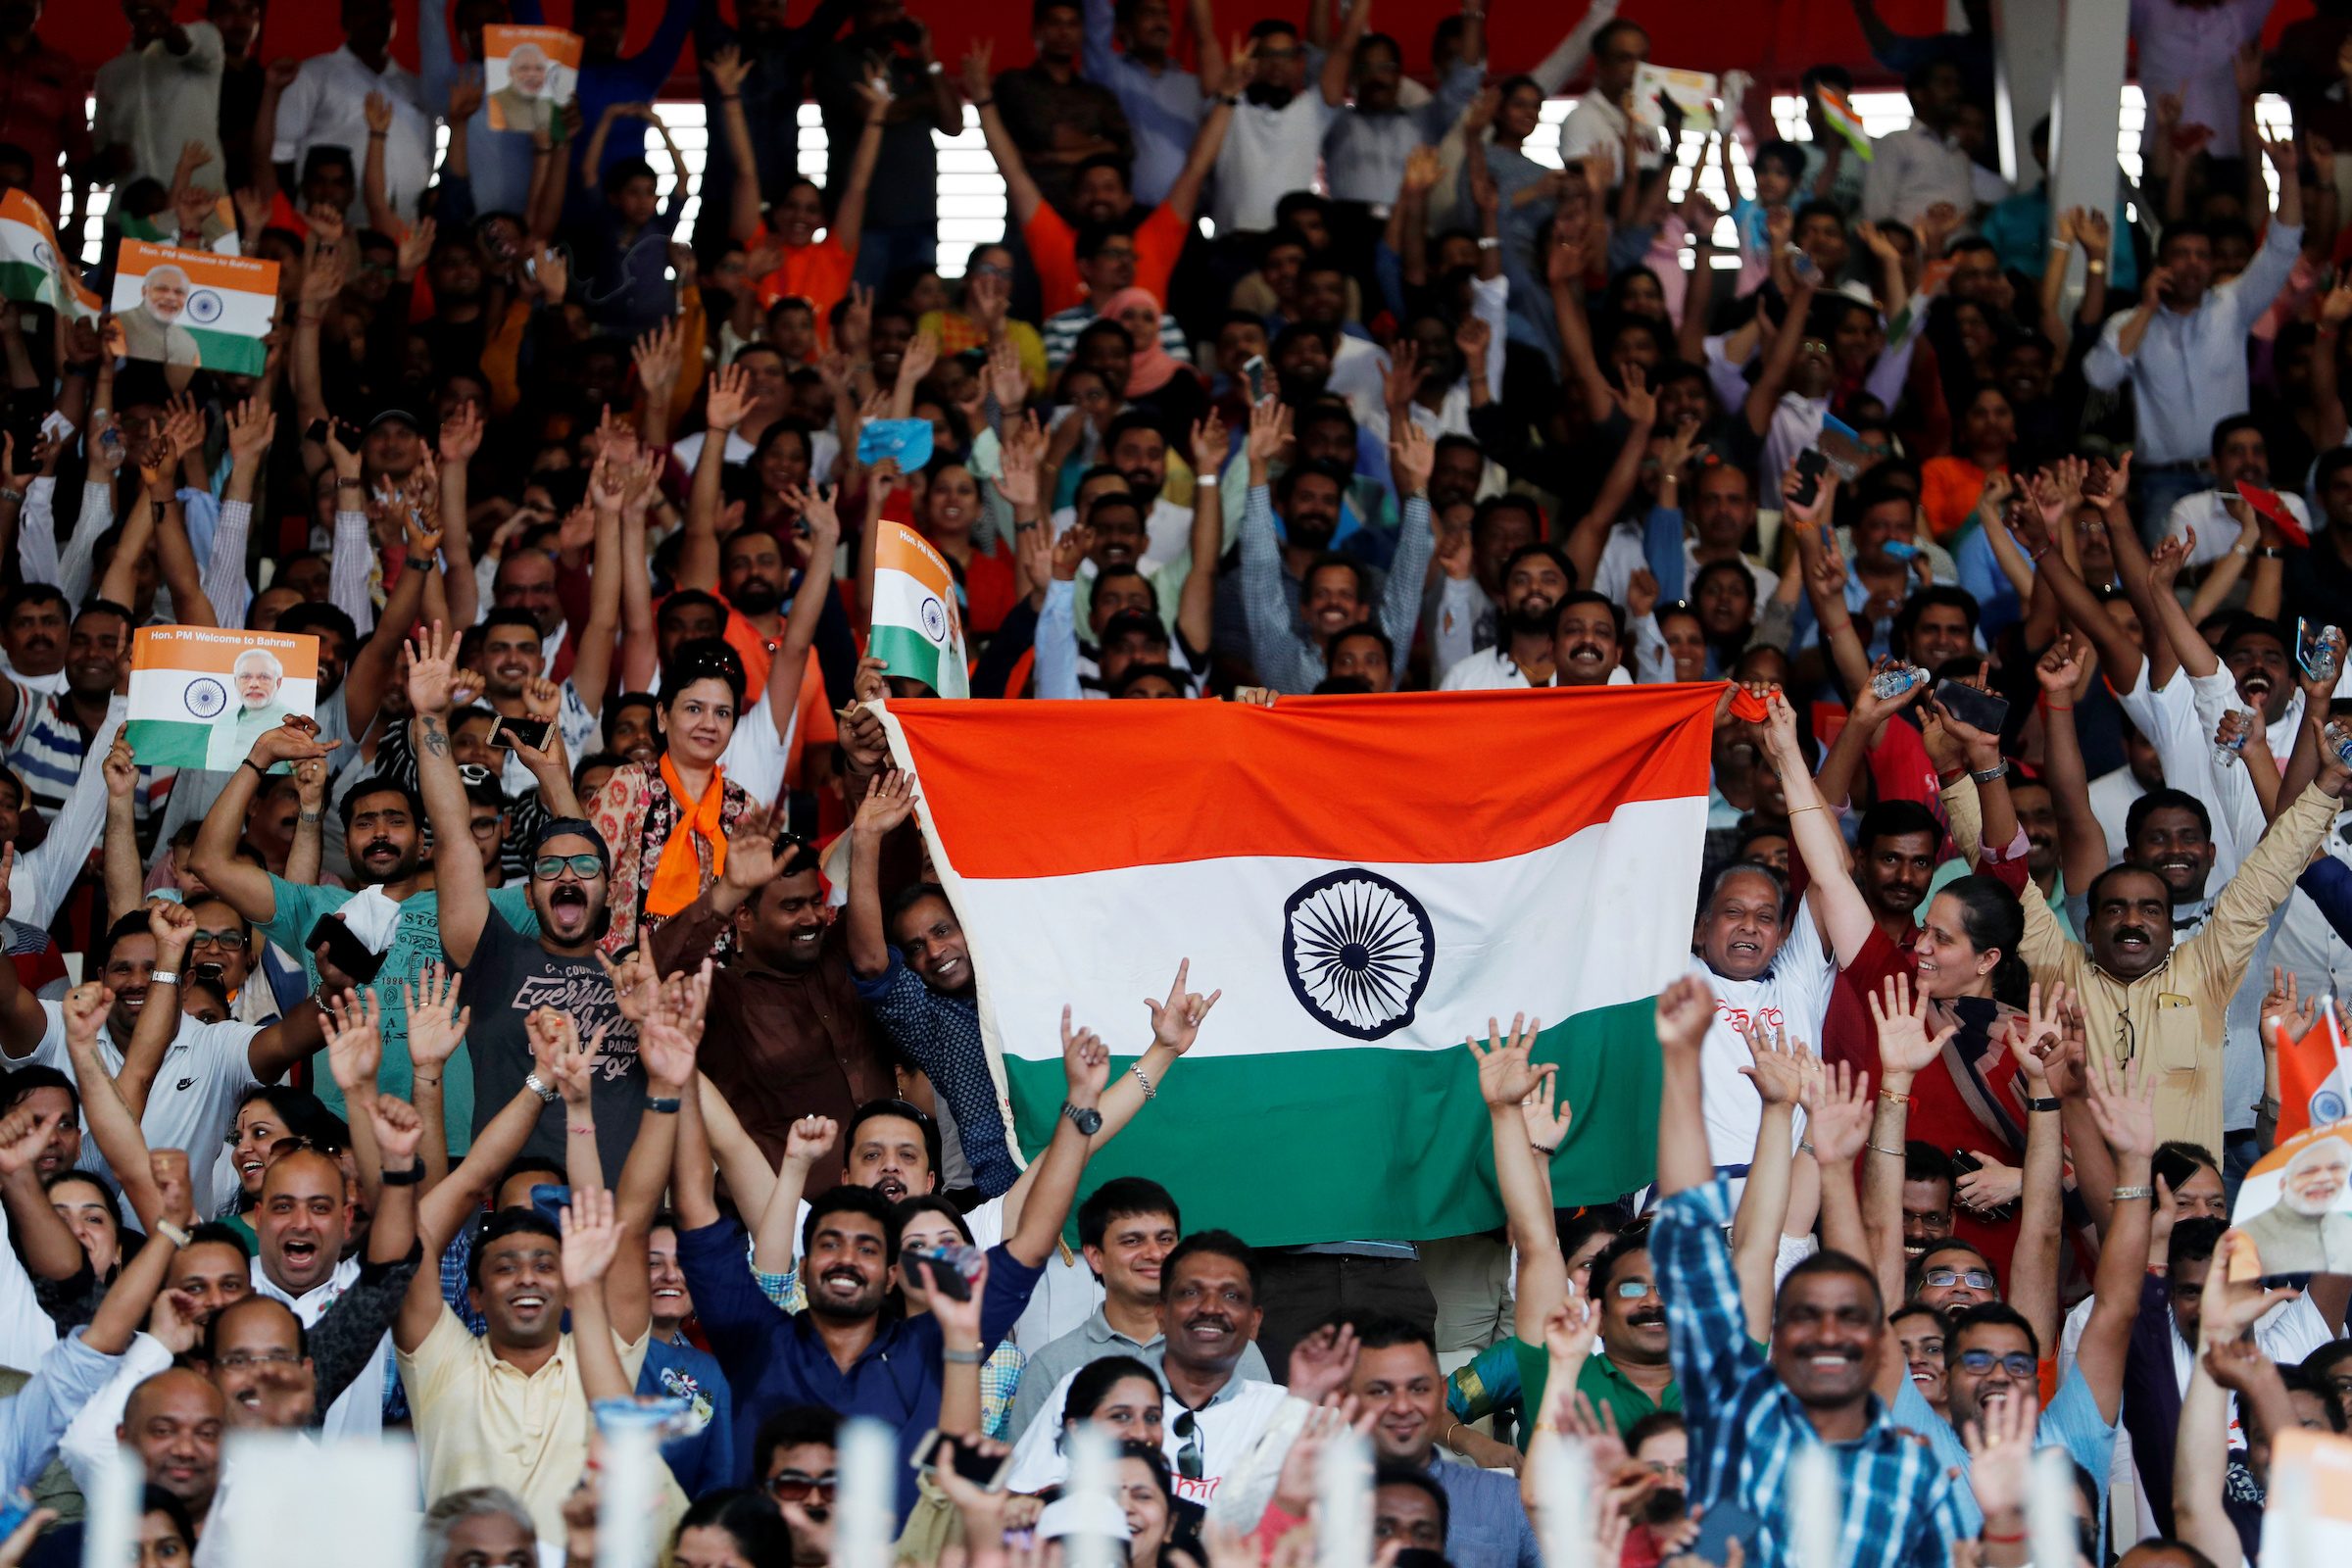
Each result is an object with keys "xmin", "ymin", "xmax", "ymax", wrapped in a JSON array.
[{"xmin": 880, "ymin": 684, "xmax": 1721, "ymax": 1244}]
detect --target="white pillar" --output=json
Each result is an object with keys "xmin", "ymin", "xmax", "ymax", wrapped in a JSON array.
[
  {"xmin": 1992, "ymin": 0, "xmax": 2062, "ymax": 187},
  {"xmin": 2048, "ymin": 0, "xmax": 2132, "ymax": 256}
]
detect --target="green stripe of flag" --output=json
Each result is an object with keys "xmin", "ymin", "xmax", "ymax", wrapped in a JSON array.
[
  {"xmin": 867, "ymin": 621, "xmax": 967, "ymax": 698},
  {"xmin": 184, "ymin": 326, "xmax": 267, "ymax": 376},
  {"xmin": 122, "ymin": 717, "xmax": 217, "ymax": 769},
  {"xmin": 1004, "ymin": 995, "xmax": 1662, "ymax": 1246},
  {"xmin": 0, "ymin": 261, "xmax": 52, "ymax": 306}
]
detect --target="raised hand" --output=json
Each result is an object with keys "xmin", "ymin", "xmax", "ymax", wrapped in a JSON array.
[
  {"xmin": 2005, "ymin": 980, "xmax": 2069, "ymax": 1086},
  {"xmin": 782, "ymin": 1114, "xmax": 840, "ymax": 1170},
  {"xmin": 2034, "ymin": 632, "xmax": 2083, "ymax": 696},
  {"xmin": 1245, "ymin": 396, "xmax": 1292, "ymax": 476},
  {"xmin": 1781, "ymin": 463, "xmax": 1838, "ymax": 528},
  {"xmin": 402, "ymin": 619, "xmax": 461, "ymax": 717},
  {"xmin": 1738, "ymin": 1019, "xmax": 1809, "ymax": 1107},
  {"xmin": 1467, "ymin": 1013, "xmax": 1544, "ymax": 1107},
  {"xmin": 1520, "ymin": 1064, "xmax": 1574, "ymax": 1152},
  {"xmin": 639, "ymin": 1015, "xmax": 700, "ymax": 1092},
  {"xmin": 1285, "ymin": 1321, "xmax": 1361, "ymax": 1405},
  {"xmin": 320, "ymin": 987, "xmax": 384, "ymax": 1100},
  {"xmin": 0, "ymin": 1106, "xmax": 50, "ymax": 1178},
  {"xmin": 559, "ymin": 1187, "xmax": 623, "ymax": 1288},
  {"xmin": 61, "ymin": 981, "xmax": 109, "ymax": 1048},
  {"xmin": 1143, "ymin": 958, "xmax": 1222, "ymax": 1056},
  {"xmin": 1060, "ymin": 1005, "xmax": 1110, "ymax": 1104},
  {"xmin": 705, "ymin": 364, "xmax": 753, "ymax": 432},
  {"xmin": 852, "ymin": 768, "xmax": 917, "ymax": 839},
  {"xmin": 148, "ymin": 896, "xmax": 197, "ymax": 961},
  {"xmin": 706, "ymin": 42, "xmax": 753, "ymax": 96},
  {"xmin": 1191, "ymin": 413, "xmax": 1230, "ymax": 480},
  {"xmin": 1868, "ymin": 971, "xmax": 1954, "ymax": 1082},
  {"xmin": 1389, "ymin": 418, "xmax": 1435, "ymax": 496},
  {"xmin": 528, "ymin": 1007, "xmax": 594, "ymax": 1106},
  {"xmin": 1959, "ymin": 1385, "xmax": 2037, "ymax": 1522},
  {"xmin": 368, "ymin": 1095, "xmax": 423, "ymax": 1166},
  {"xmin": 149, "ymin": 1149, "xmax": 194, "ymax": 1230},
  {"xmin": 1655, "ymin": 974, "xmax": 1713, "ymax": 1060},
  {"xmin": 400, "ymin": 963, "xmax": 469, "ymax": 1073},
  {"xmin": 1800, "ymin": 1056, "xmax": 1873, "ymax": 1164},
  {"xmin": 2083, "ymin": 1046, "xmax": 2155, "ymax": 1158}
]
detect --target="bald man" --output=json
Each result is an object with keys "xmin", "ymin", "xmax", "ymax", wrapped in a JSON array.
[{"xmin": 119, "ymin": 1370, "xmax": 225, "ymax": 1529}]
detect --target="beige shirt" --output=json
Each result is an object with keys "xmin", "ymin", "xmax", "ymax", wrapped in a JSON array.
[
  {"xmin": 2021, "ymin": 783, "xmax": 2337, "ymax": 1154},
  {"xmin": 398, "ymin": 1306, "xmax": 680, "ymax": 1543}
]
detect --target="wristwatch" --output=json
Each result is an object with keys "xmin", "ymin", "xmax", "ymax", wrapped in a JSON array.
[
  {"xmin": 1969, "ymin": 760, "xmax": 2007, "ymax": 784},
  {"xmin": 525, "ymin": 1072, "xmax": 560, "ymax": 1103},
  {"xmin": 148, "ymin": 969, "xmax": 180, "ymax": 988},
  {"xmin": 2026, "ymin": 1096, "xmax": 2061, "ymax": 1113},
  {"xmin": 1061, "ymin": 1101, "xmax": 1103, "ymax": 1136}
]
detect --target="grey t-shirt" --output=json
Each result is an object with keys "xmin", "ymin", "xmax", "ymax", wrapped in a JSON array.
[{"xmin": 459, "ymin": 905, "xmax": 642, "ymax": 1181}]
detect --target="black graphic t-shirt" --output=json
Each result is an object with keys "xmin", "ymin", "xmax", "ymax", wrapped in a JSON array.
[{"xmin": 461, "ymin": 905, "xmax": 643, "ymax": 1179}]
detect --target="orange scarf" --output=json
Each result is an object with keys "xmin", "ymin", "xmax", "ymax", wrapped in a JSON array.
[{"xmin": 648, "ymin": 755, "xmax": 727, "ymax": 919}]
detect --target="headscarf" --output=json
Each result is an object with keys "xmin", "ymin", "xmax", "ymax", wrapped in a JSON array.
[{"xmin": 1102, "ymin": 287, "xmax": 1184, "ymax": 397}]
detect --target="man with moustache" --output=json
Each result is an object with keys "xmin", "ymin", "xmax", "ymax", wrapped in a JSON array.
[
  {"xmin": 2239, "ymin": 1135, "xmax": 2352, "ymax": 1275},
  {"xmin": 1549, "ymin": 592, "xmax": 1633, "ymax": 688},
  {"xmin": 653, "ymin": 796, "xmax": 894, "ymax": 1182},
  {"xmin": 2022, "ymin": 722, "xmax": 2352, "ymax": 1152},
  {"xmin": 471, "ymin": 608, "xmax": 611, "ymax": 801},
  {"xmin": 1006, "ymin": 1177, "xmax": 1272, "ymax": 1440},
  {"xmin": 1685, "ymin": 860, "xmax": 1835, "ymax": 1173},
  {"xmin": 1441, "ymin": 545, "xmax": 1574, "ymax": 690}
]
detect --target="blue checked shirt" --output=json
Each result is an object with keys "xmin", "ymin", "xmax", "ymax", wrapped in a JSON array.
[{"xmin": 1653, "ymin": 1179, "xmax": 1970, "ymax": 1568}]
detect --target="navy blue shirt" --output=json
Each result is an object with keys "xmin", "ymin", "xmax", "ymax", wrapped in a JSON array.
[
  {"xmin": 642, "ymin": 1334, "xmax": 736, "ymax": 1500},
  {"xmin": 676, "ymin": 1216, "xmax": 1045, "ymax": 1519}
]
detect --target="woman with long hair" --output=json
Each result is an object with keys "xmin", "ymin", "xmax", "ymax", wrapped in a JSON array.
[{"xmin": 1002, "ymin": 1353, "xmax": 1165, "ymax": 1494}]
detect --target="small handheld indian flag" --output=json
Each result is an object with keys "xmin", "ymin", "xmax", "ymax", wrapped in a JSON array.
[
  {"xmin": 0, "ymin": 191, "xmax": 99, "ymax": 318},
  {"xmin": 869, "ymin": 521, "xmax": 969, "ymax": 698},
  {"xmin": 2275, "ymin": 996, "xmax": 2349, "ymax": 1145},
  {"xmin": 1816, "ymin": 84, "xmax": 1873, "ymax": 161},
  {"xmin": 109, "ymin": 239, "xmax": 279, "ymax": 376},
  {"xmin": 125, "ymin": 626, "xmax": 318, "ymax": 771}
]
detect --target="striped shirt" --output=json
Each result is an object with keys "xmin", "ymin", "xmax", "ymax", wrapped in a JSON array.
[
  {"xmin": 1653, "ymin": 1178, "xmax": 1970, "ymax": 1568},
  {"xmin": 1041, "ymin": 305, "xmax": 1193, "ymax": 374},
  {"xmin": 1, "ymin": 686, "xmax": 172, "ymax": 842}
]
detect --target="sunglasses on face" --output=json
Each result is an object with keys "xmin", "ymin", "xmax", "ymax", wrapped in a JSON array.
[
  {"xmin": 1955, "ymin": 1348, "xmax": 2036, "ymax": 1379},
  {"xmin": 1924, "ymin": 1267, "xmax": 1997, "ymax": 1291},
  {"xmin": 765, "ymin": 1471, "xmax": 839, "ymax": 1503},
  {"xmin": 532, "ymin": 854, "xmax": 605, "ymax": 880},
  {"xmin": 1613, "ymin": 1280, "xmax": 1657, "ymax": 1300}
]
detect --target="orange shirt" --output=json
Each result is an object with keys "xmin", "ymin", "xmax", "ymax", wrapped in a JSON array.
[
  {"xmin": 1024, "ymin": 201, "xmax": 1187, "ymax": 318},
  {"xmin": 753, "ymin": 235, "xmax": 857, "ymax": 335}
]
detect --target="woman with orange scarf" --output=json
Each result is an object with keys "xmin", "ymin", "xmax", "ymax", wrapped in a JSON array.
[{"xmin": 586, "ymin": 644, "xmax": 758, "ymax": 955}]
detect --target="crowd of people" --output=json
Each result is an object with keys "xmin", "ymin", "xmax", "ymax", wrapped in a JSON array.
[{"xmin": 0, "ymin": 0, "xmax": 2341, "ymax": 1565}]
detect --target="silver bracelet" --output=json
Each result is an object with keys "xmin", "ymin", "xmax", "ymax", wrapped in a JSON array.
[
  {"xmin": 1130, "ymin": 1063, "xmax": 1155, "ymax": 1101},
  {"xmin": 2110, "ymin": 1185, "xmax": 2154, "ymax": 1202}
]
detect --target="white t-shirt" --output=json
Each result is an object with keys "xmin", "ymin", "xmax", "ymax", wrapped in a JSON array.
[
  {"xmin": 2162, "ymin": 489, "xmax": 2314, "ymax": 568},
  {"xmin": 1211, "ymin": 91, "xmax": 1343, "ymax": 232},
  {"xmin": 1003, "ymin": 1366, "xmax": 1290, "ymax": 1507},
  {"xmin": 24, "ymin": 1004, "xmax": 271, "ymax": 1219},
  {"xmin": 1690, "ymin": 893, "xmax": 1833, "ymax": 1170},
  {"xmin": 672, "ymin": 427, "xmax": 845, "ymax": 484}
]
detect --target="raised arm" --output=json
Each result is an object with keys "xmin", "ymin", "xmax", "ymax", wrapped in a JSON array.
[
  {"xmin": 1320, "ymin": 0, "xmax": 1368, "ymax": 107},
  {"xmin": 2031, "ymin": 634, "xmax": 2114, "ymax": 895},
  {"xmin": 187, "ymin": 721, "xmax": 340, "ymax": 926},
  {"xmin": 1472, "ymin": 1017, "xmax": 1570, "ymax": 1343},
  {"xmin": 1729, "ymin": 1025, "xmax": 1805, "ymax": 1343},
  {"xmin": 556, "ymin": 1189, "xmax": 638, "ymax": 1402},
  {"xmin": 961, "ymin": 43, "xmax": 1047, "ymax": 230},
  {"xmin": 405, "ymin": 621, "xmax": 491, "ymax": 966},
  {"xmin": 829, "ymin": 74, "xmax": 894, "ymax": 268},
  {"xmin": 1002, "ymin": 1009, "xmax": 1110, "ymax": 1268},
  {"xmin": 1762, "ymin": 689, "xmax": 1877, "ymax": 965},
  {"xmin": 2074, "ymin": 1049, "xmax": 2156, "ymax": 1423},
  {"xmin": 2001, "ymin": 988, "xmax": 2069, "ymax": 1356},
  {"xmin": 750, "ymin": 1116, "xmax": 838, "ymax": 1274}
]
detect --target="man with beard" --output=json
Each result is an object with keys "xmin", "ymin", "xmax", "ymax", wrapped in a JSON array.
[
  {"xmin": 1238, "ymin": 407, "xmax": 1433, "ymax": 694},
  {"xmin": 0, "ymin": 909, "xmax": 325, "ymax": 1220},
  {"xmin": 2239, "ymin": 1135, "xmax": 2352, "ymax": 1275},
  {"xmin": 652, "ymin": 796, "xmax": 893, "ymax": 1182},
  {"xmin": 410, "ymin": 622, "xmax": 641, "ymax": 1176},
  {"xmin": 1096, "ymin": 415, "xmax": 1195, "ymax": 571},
  {"xmin": 1006, "ymin": 1177, "xmax": 1272, "ymax": 1441},
  {"xmin": 0, "ymin": 601, "xmax": 147, "ymax": 829},
  {"xmin": 2021, "ymin": 722, "xmax": 2352, "ymax": 1152},
  {"xmin": 194, "ymin": 719, "xmax": 538, "ymax": 1133},
  {"xmin": 1441, "ymin": 545, "xmax": 1574, "ymax": 689},
  {"xmin": 2159, "ymin": 418, "xmax": 2310, "ymax": 570},
  {"xmin": 1645, "ymin": 974, "xmax": 1982, "ymax": 1563},
  {"xmin": 1429, "ymin": 496, "xmax": 1543, "ymax": 683},
  {"xmin": 1340, "ymin": 1314, "xmax": 1536, "ymax": 1568},
  {"xmin": 472, "ymin": 607, "xmax": 613, "ymax": 801},
  {"xmin": 675, "ymin": 1004, "xmax": 1107, "ymax": 1519},
  {"xmin": 845, "ymin": 775, "xmax": 1018, "ymax": 1196}
]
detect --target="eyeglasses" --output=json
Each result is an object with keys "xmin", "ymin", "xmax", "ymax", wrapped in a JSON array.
[
  {"xmin": 1924, "ymin": 1268, "xmax": 1996, "ymax": 1291},
  {"xmin": 1172, "ymin": 1409, "xmax": 1203, "ymax": 1480},
  {"xmin": 1955, "ymin": 1348, "xmax": 2036, "ymax": 1380},
  {"xmin": 191, "ymin": 928, "xmax": 248, "ymax": 952},
  {"xmin": 533, "ymin": 854, "xmax": 605, "ymax": 880},
  {"xmin": 765, "ymin": 1471, "xmax": 839, "ymax": 1503},
  {"xmin": 216, "ymin": 1348, "xmax": 303, "ymax": 1370},
  {"xmin": 1644, "ymin": 1458, "xmax": 1688, "ymax": 1479},
  {"xmin": 1612, "ymin": 1280, "xmax": 1657, "ymax": 1300},
  {"xmin": 966, "ymin": 263, "xmax": 1008, "ymax": 279}
]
